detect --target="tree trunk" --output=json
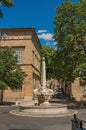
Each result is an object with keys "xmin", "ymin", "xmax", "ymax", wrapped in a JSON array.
[{"xmin": 0, "ymin": 89, "xmax": 3, "ymax": 104}]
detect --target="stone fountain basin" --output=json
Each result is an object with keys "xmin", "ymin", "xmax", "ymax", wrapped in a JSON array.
[
  {"xmin": 20, "ymin": 103, "xmax": 67, "ymax": 108},
  {"xmin": 20, "ymin": 104, "xmax": 68, "ymax": 114},
  {"xmin": 10, "ymin": 103, "xmax": 77, "ymax": 117}
]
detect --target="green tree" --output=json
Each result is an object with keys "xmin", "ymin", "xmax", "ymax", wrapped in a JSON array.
[
  {"xmin": 73, "ymin": 63, "xmax": 86, "ymax": 86},
  {"xmin": 41, "ymin": 46, "xmax": 56, "ymax": 79},
  {"xmin": 0, "ymin": 0, "xmax": 14, "ymax": 17},
  {"xmin": 0, "ymin": 47, "xmax": 26, "ymax": 104},
  {"xmin": 53, "ymin": 0, "xmax": 86, "ymax": 85}
]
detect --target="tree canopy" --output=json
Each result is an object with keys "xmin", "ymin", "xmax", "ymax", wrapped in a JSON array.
[
  {"xmin": 0, "ymin": 47, "xmax": 26, "ymax": 103},
  {"xmin": 53, "ymin": 0, "xmax": 86, "ymax": 85},
  {"xmin": 0, "ymin": 0, "xmax": 14, "ymax": 17},
  {"xmin": 41, "ymin": 46, "xmax": 56, "ymax": 79}
]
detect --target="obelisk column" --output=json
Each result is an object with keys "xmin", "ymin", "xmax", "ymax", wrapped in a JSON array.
[{"xmin": 41, "ymin": 57, "xmax": 46, "ymax": 88}]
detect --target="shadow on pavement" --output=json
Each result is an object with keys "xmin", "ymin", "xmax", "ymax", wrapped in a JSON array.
[{"xmin": 9, "ymin": 129, "xmax": 43, "ymax": 130}]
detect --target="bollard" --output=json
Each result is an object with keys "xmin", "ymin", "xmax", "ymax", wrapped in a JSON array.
[
  {"xmin": 80, "ymin": 121, "xmax": 83, "ymax": 130},
  {"xmin": 15, "ymin": 98, "xmax": 20, "ymax": 105},
  {"xmin": 71, "ymin": 114, "xmax": 79, "ymax": 130},
  {"xmin": 71, "ymin": 118, "xmax": 76, "ymax": 130}
]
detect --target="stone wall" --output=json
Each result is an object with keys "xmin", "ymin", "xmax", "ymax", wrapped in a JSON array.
[{"xmin": 71, "ymin": 78, "xmax": 83, "ymax": 101}]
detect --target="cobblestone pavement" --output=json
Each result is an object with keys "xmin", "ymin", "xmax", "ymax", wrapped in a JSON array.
[{"xmin": 0, "ymin": 106, "xmax": 86, "ymax": 130}]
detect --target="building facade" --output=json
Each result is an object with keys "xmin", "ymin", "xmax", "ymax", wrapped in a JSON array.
[
  {"xmin": 63, "ymin": 78, "xmax": 86, "ymax": 101},
  {"xmin": 0, "ymin": 28, "xmax": 42, "ymax": 100}
]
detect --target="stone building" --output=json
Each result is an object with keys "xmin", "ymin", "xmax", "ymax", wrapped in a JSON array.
[
  {"xmin": 64, "ymin": 78, "xmax": 86, "ymax": 101},
  {"xmin": 0, "ymin": 28, "xmax": 42, "ymax": 100}
]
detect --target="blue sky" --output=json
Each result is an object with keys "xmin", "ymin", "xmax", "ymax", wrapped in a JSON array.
[{"xmin": 0, "ymin": 0, "xmax": 80, "ymax": 47}]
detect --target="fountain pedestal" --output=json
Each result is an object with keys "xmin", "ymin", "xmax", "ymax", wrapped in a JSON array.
[
  {"xmin": 38, "ymin": 95, "xmax": 45, "ymax": 105},
  {"xmin": 33, "ymin": 86, "xmax": 53, "ymax": 106}
]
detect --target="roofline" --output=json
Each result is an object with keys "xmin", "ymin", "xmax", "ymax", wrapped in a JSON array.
[
  {"xmin": 0, "ymin": 27, "xmax": 35, "ymax": 31},
  {"xmin": 0, "ymin": 27, "xmax": 42, "ymax": 49}
]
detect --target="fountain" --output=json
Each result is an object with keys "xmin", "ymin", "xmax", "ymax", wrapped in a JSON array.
[
  {"xmin": 10, "ymin": 57, "xmax": 77, "ymax": 117},
  {"xmin": 33, "ymin": 57, "xmax": 53, "ymax": 106}
]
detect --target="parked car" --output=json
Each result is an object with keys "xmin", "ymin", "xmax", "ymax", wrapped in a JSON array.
[{"xmin": 53, "ymin": 88, "xmax": 64, "ymax": 99}]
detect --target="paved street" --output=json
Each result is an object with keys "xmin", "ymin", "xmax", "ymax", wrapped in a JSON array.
[{"xmin": 0, "ymin": 106, "xmax": 86, "ymax": 130}]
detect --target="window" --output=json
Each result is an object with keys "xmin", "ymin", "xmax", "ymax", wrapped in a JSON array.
[
  {"xmin": 15, "ymin": 49, "xmax": 23, "ymax": 64},
  {"xmin": 33, "ymin": 74, "xmax": 36, "ymax": 89}
]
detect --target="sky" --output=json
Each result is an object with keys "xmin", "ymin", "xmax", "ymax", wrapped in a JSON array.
[{"xmin": 0, "ymin": 0, "xmax": 80, "ymax": 47}]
